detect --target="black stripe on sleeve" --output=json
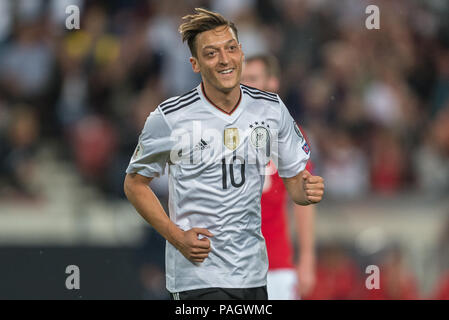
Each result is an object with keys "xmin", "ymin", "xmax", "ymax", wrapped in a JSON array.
[
  {"xmin": 164, "ymin": 96, "xmax": 201, "ymax": 115},
  {"xmin": 242, "ymin": 89, "xmax": 279, "ymax": 103},
  {"xmin": 241, "ymin": 84, "xmax": 277, "ymax": 99},
  {"xmin": 162, "ymin": 94, "xmax": 200, "ymax": 114},
  {"xmin": 161, "ymin": 93, "xmax": 199, "ymax": 113},
  {"xmin": 160, "ymin": 89, "xmax": 197, "ymax": 109}
]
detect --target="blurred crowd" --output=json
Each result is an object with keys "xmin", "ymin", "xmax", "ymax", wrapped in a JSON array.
[
  {"xmin": 301, "ymin": 231, "xmax": 449, "ymax": 300},
  {"xmin": 0, "ymin": 0, "xmax": 449, "ymax": 299},
  {"xmin": 1, "ymin": 0, "xmax": 449, "ymax": 200}
]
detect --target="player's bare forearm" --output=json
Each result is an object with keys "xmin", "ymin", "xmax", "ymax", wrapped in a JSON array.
[
  {"xmin": 294, "ymin": 204, "xmax": 316, "ymax": 259},
  {"xmin": 282, "ymin": 170, "xmax": 324, "ymax": 206},
  {"xmin": 124, "ymin": 173, "xmax": 180, "ymax": 244},
  {"xmin": 124, "ymin": 173, "xmax": 213, "ymax": 263},
  {"xmin": 293, "ymin": 197, "xmax": 317, "ymax": 296}
]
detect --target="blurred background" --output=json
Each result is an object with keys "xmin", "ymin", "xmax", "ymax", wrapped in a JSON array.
[{"xmin": 0, "ymin": 0, "xmax": 448, "ymax": 299}]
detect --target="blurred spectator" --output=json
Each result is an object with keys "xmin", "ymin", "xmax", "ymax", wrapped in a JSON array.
[
  {"xmin": 146, "ymin": 0, "xmax": 200, "ymax": 96},
  {"xmin": 320, "ymin": 128, "xmax": 369, "ymax": 199},
  {"xmin": 69, "ymin": 114, "xmax": 117, "ymax": 192},
  {"xmin": 431, "ymin": 49, "xmax": 449, "ymax": 116},
  {"xmin": 0, "ymin": 0, "xmax": 12, "ymax": 43},
  {"xmin": 303, "ymin": 243, "xmax": 362, "ymax": 300},
  {"xmin": 369, "ymin": 128, "xmax": 406, "ymax": 194},
  {"xmin": 0, "ymin": 105, "xmax": 40, "ymax": 199},
  {"xmin": 413, "ymin": 105, "xmax": 449, "ymax": 196},
  {"xmin": 16, "ymin": 0, "xmax": 45, "ymax": 25},
  {"xmin": 363, "ymin": 80, "xmax": 404, "ymax": 128},
  {"xmin": 0, "ymin": 19, "xmax": 55, "ymax": 99},
  {"xmin": 106, "ymin": 84, "xmax": 164, "ymax": 198},
  {"xmin": 430, "ymin": 213, "xmax": 449, "ymax": 299},
  {"xmin": 233, "ymin": 9, "xmax": 269, "ymax": 57},
  {"xmin": 211, "ymin": 0, "xmax": 255, "ymax": 20},
  {"xmin": 431, "ymin": 272, "xmax": 449, "ymax": 300},
  {"xmin": 363, "ymin": 245, "xmax": 419, "ymax": 300},
  {"xmin": 56, "ymin": 31, "xmax": 90, "ymax": 128}
]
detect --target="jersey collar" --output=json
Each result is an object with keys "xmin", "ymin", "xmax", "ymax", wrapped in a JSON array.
[{"xmin": 198, "ymin": 82, "xmax": 244, "ymax": 122}]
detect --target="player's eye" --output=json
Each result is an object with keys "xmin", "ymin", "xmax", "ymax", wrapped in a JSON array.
[
  {"xmin": 206, "ymin": 51, "xmax": 216, "ymax": 57},
  {"xmin": 229, "ymin": 45, "xmax": 237, "ymax": 52}
]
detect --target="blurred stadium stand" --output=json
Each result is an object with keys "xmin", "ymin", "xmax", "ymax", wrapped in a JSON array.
[{"xmin": 1, "ymin": 0, "xmax": 449, "ymax": 299}]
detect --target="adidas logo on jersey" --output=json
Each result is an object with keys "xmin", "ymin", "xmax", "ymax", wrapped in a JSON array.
[{"xmin": 193, "ymin": 139, "xmax": 210, "ymax": 151}]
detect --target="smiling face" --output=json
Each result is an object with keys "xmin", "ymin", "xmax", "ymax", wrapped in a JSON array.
[{"xmin": 190, "ymin": 25, "xmax": 244, "ymax": 94}]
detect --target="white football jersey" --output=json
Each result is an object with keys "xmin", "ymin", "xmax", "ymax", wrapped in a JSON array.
[{"xmin": 126, "ymin": 83, "xmax": 310, "ymax": 292}]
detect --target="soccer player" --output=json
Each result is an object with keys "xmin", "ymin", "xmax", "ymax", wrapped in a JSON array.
[
  {"xmin": 242, "ymin": 55, "xmax": 317, "ymax": 300},
  {"xmin": 124, "ymin": 8, "xmax": 324, "ymax": 300}
]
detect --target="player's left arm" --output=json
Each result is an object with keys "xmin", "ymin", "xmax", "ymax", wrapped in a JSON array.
[
  {"xmin": 282, "ymin": 169, "xmax": 324, "ymax": 206},
  {"xmin": 293, "ymin": 204, "xmax": 316, "ymax": 297},
  {"xmin": 276, "ymin": 97, "xmax": 324, "ymax": 205}
]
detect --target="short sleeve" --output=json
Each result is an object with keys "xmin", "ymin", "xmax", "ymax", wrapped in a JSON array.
[
  {"xmin": 126, "ymin": 108, "xmax": 173, "ymax": 178},
  {"xmin": 272, "ymin": 98, "xmax": 310, "ymax": 178}
]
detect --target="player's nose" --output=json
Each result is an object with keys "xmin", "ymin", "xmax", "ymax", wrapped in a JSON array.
[{"xmin": 218, "ymin": 49, "xmax": 230, "ymax": 65}]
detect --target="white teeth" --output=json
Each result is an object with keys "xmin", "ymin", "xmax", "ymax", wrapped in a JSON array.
[{"xmin": 219, "ymin": 69, "xmax": 233, "ymax": 74}]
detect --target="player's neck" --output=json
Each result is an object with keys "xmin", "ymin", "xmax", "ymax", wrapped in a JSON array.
[{"xmin": 201, "ymin": 81, "xmax": 241, "ymax": 113}]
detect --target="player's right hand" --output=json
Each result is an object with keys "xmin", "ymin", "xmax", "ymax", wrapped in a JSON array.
[{"xmin": 178, "ymin": 228, "xmax": 214, "ymax": 263}]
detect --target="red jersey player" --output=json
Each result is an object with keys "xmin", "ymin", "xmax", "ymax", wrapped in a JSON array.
[{"xmin": 242, "ymin": 55, "xmax": 317, "ymax": 299}]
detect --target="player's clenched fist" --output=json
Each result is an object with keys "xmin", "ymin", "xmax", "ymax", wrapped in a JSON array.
[
  {"xmin": 302, "ymin": 170, "xmax": 324, "ymax": 204},
  {"xmin": 174, "ymin": 228, "xmax": 214, "ymax": 263}
]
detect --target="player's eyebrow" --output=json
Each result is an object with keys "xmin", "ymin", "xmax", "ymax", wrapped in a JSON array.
[{"xmin": 202, "ymin": 39, "xmax": 237, "ymax": 51}]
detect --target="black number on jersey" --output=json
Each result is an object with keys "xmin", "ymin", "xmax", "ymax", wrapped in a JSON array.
[{"xmin": 221, "ymin": 155, "xmax": 245, "ymax": 189}]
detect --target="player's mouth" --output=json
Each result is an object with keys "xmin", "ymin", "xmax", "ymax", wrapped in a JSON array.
[{"xmin": 218, "ymin": 68, "xmax": 235, "ymax": 76}]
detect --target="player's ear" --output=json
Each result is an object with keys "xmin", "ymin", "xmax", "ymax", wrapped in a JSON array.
[{"xmin": 190, "ymin": 56, "xmax": 201, "ymax": 73}]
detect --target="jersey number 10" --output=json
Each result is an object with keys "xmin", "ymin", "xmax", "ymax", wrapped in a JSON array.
[{"xmin": 221, "ymin": 155, "xmax": 245, "ymax": 189}]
